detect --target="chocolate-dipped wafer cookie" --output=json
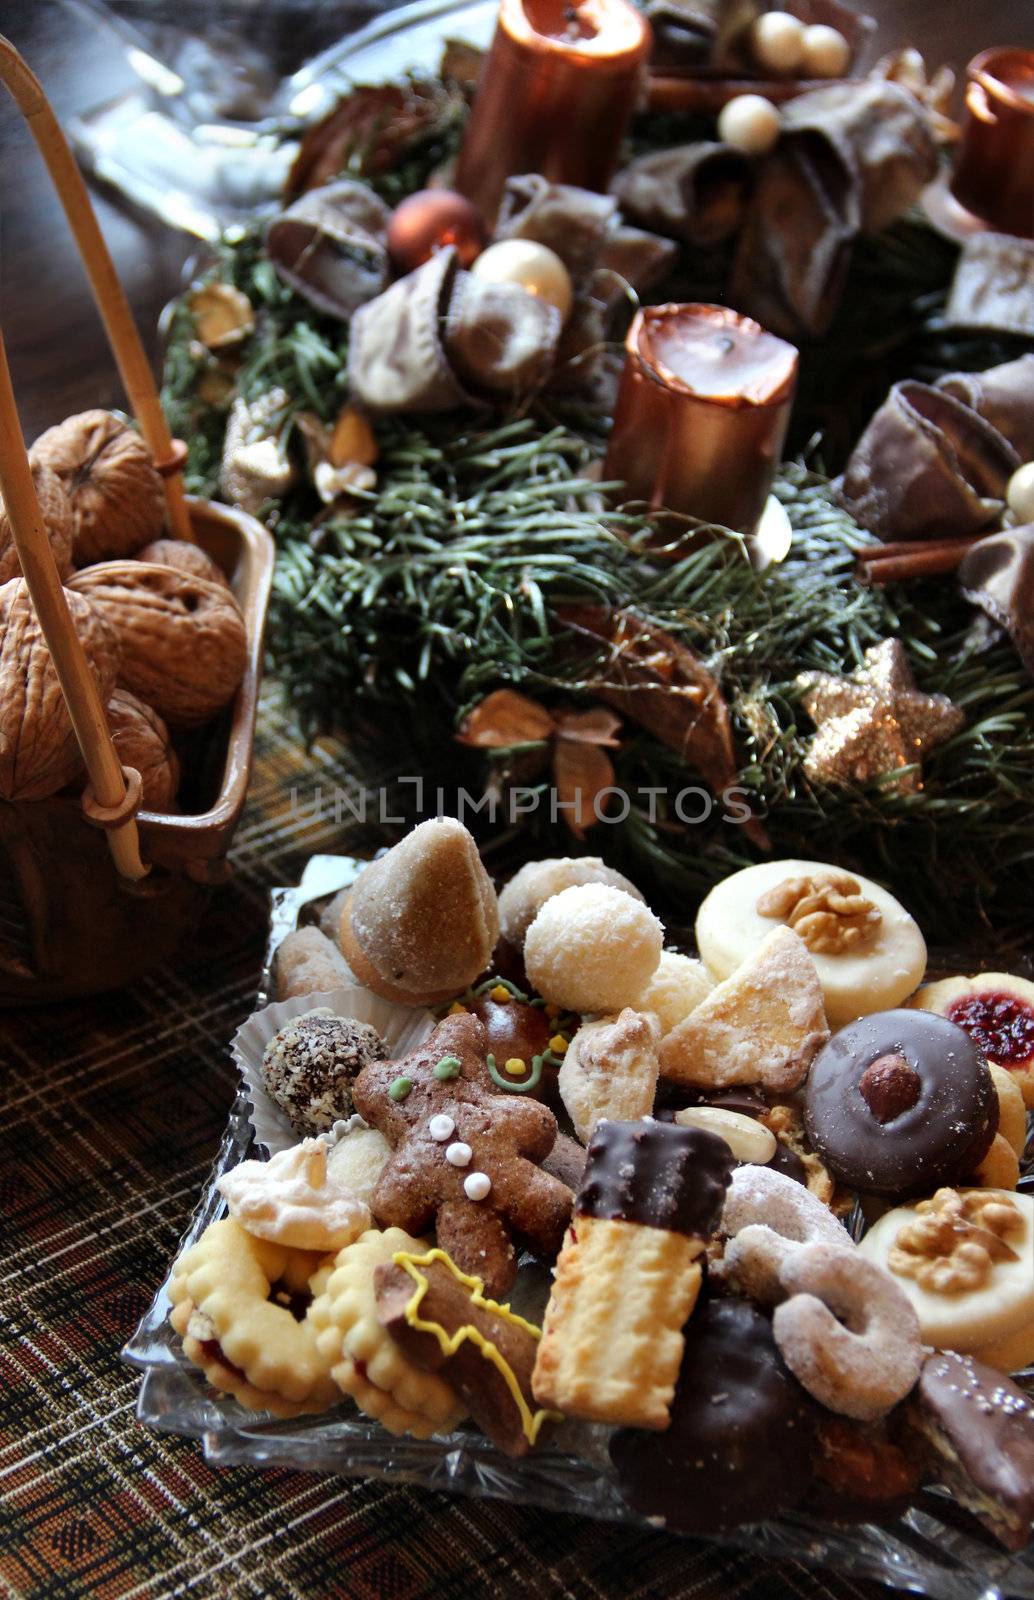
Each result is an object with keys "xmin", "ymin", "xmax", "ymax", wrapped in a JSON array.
[{"xmin": 531, "ymin": 1120, "xmax": 735, "ymax": 1430}]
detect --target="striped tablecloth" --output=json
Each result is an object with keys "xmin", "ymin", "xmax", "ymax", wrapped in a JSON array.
[{"xmin": 0, "ymin": 688, "xmax": 896, "ymax": 1600}]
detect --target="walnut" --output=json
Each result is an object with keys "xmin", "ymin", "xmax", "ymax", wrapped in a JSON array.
[
  {"xmin": 888, "ymin": 1188, "xmax": 1022, "ymax": 1294},
  {"xmin": 0, "ymin": 463, "xmax": 74, "ymax": 585},
  {"xmin": 137, "ymin": 539, "xmax": 232, "ymax": 592},
  {"xmin": 105, "ymin": 688, "xmax": 180, "ymax": 811},
  {"xmin": 0, "ymin": 578, "xmax": 120, "ymax": 800},
  {"xmin": 67, "ymin": 561, "xmax": 246, "ymax": 730},
  {"xmin": 756, "ymin": 869, "xmax": 882, "ymax": 953},
  {"xmin": 30, "ymin": 410, "xmax": 165, "ymax": 566}
]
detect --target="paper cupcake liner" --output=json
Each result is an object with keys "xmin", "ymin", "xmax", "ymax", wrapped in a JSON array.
[{"xmin": 231, "ymin": 985, "xmax": 435, "ymax": 1155}]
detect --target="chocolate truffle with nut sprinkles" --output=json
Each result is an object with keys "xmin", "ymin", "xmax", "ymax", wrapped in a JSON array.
[{"xmin": 261, "ymin": 1008, "xmax": 390, "ymax": 1135}]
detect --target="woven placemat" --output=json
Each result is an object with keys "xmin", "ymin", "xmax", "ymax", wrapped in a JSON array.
[{"xmin": 0, "ymin": 688, "xmax": 895, "ymax": 1600}]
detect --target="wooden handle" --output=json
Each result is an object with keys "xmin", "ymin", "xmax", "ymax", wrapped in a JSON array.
[
  {"xmin": 0, "ymin": 330, "xmax": 149, "ymax": 882},
  {"xmin": 0, "ymin": 33, "xmax": 194, "ymax": 543}
]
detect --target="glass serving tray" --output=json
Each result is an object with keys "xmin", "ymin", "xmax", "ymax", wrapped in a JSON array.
[{"xmin": 124, "ymin": 856, "xmax": 1034, "ymax": 1600}]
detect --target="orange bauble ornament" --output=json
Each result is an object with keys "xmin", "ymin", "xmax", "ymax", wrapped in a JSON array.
[{"xmin": 386, "ymin": 189, "xmax": 487, "ymax": 273}]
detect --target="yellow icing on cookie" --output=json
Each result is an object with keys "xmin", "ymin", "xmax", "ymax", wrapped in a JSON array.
[
  {"xmin": 312, "ymin": 1228, "xmax": 466, "ymax": 1436},
  {"xmin": 392, "ymin": 1248, "xmax": 562, "ymax": 1444}
]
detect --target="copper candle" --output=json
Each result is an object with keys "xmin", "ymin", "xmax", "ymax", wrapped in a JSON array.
[
  {"xmin": 453, "ymin": 0, "xmax": 651, "ymax": 223},
  {"xmin": 951, "ymin": 49, "xmax": 1034, "ymax": 240},
  {"xmin": 604, "ymin": 304, "xmax": 798, "ymax": 537}
]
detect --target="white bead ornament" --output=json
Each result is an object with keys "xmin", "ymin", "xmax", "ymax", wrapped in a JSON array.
[
  {"xmin": 750, "ymin": 11, "xmax": 805, "ymax": 74},
  {"xmin": 464, "ymin": 1171, "xmax": 492, "ymax": 1201},
  {"xmin": 469, "ymin": 239, "xmax": 574, "ymax": 322},
  {"xmin": 428, "ymin": 1114, "xmax": 455, "ymax": 1142},
  {"xmin": 801, "ymin": 23, "xmax": 850, "ymax": 78},
  {"xmin": 1006, "ymin": 462, "xmax": 1034, "ymax": 524},
  {"xmin": 445, "ymin": 1141, "xmax": 473, "ymax": 1167},
  {"xmin": 718, "ymin": 94, "xmax": 782, "ymax": 156}
]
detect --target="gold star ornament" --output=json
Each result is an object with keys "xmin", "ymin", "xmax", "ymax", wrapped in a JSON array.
[{"xmin": 796, "ymin": 640, "xmax": 965, "ymax": 794}]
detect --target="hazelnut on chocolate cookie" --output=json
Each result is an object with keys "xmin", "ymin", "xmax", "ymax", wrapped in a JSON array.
[{"xmin": 804, "ymin": 1010, "xmax": 998, "ymax": 1199}]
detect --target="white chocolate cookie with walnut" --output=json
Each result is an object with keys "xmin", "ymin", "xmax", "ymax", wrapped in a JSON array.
[
  {"xmin": 858, "ymin": 1189, "xmax": 1034, "ymax": 1371},
  {"xmin": 696, "ymin": 859, "xmax": 926, "ymax": 1026}
]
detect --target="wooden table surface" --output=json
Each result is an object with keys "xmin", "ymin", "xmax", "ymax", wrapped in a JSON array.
[{"xmin": 2, "ymin": 0, "xmax": 1033, "ymax": 443}]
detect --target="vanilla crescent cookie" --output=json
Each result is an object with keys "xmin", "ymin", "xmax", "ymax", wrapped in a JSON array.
[
  {"xmin": 309, "ymin": 1227, "xmax": 467, "ymax": 1438},
  {"xmin": 772, "ymin": 1242, "xmax": 923, "ymax": 1422},
  {"xmin": 168, "ymin": 1217, "xmax": 339, "ymax": 1415},
  {"xmin": 696, "ymin": 860, "xmax": 926, "ymax": 1026},
  {"xmin": 714, "ymin": 1163, "xmax": 850, "ymax": 1305},
  {"xmin": 217, "ymin": 1139, "xmax": 371, "ymax": 1252},
  {"xmin": 858, "ymin": 1188, "xmax": 1034, "ymax": 1371}
]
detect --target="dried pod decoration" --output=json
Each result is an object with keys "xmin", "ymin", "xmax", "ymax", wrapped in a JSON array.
[
  {"xmin": 0, "ymin": 462, "xmax": 74, "ymax": 585},
  {"xmin": 30, "ymin": 410, "xmax": 165, "ymax": 567},
  {"xmin": 220, "ymin": 388, "xmax": 295, "ymax": 516},
  {"xmin": 186, "ymin": 283, "xmax": 255, "ymax": 351},
  {"xmin": 105, "ymin": 687, "xmax": 180, "ymax": 812},
  {"xmin": 67, "ymin": 561, "xmax": 247, "ymax": 730},
  {"xmin": 298, "ymin": 404, "xmax": 380, "ymax": 506},
  {"xmin": 0, "ymin": 577, "xmax": 120, "ymax": 801}
]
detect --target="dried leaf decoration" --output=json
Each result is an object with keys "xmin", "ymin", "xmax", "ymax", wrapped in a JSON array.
[
  {"xmin": 556, "ymin": 606, "xmax": 768, "ymax": 847},
  {"xmin": 286, "ymin": 82, "xmax": 467, "ymax": 200},
  {"xmin": 457, "ymin": 689, "xmax": 621, "ymax": 838}
]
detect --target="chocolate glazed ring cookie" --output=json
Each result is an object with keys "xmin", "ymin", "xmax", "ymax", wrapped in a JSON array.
[{"xmin": 804, "ymin": 1010, "xmax": 998, "ymax": 1199}]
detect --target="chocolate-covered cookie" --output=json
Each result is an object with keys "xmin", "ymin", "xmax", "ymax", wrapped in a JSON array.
[
  {"xmin": 804, "ymin": 1010, "xmax": 997, "ymax": 1198},
  {"xmin": 900, "ymin": 1350, "xmax": 1034, "ymax": 1552},
  {"xmin": 809, "ymin": 1414, "xmax": 921, "ymax": 1525},
  {"xmin": 610, "ymin": 1298, "xmax": 816, "ymax": 1532}
]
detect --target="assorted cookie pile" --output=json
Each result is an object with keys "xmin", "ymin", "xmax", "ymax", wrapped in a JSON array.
[{"xmin": 169, "ymin": 819, "xmax": 1034, "ymax": 1547}]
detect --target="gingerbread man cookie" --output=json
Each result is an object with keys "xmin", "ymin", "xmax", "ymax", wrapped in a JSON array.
[{"xmin": 353, "ymin": 1014, "xmax": 573, "ymax": 1298}]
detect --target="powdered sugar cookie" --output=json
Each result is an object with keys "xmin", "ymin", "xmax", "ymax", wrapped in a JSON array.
[
  {"xmin": 559, "ymin": 1008, "xmax": 661, "ymax": 1144},
  {"xmin": 633, "ymin": 952, "xmax": 714, "ymax": 1035},
  {"xmin": 498, "ymin": 857, "xmax": 644, "ymax": 952},
  {"xmin": 310, "ymin": 1227, "xmax": 467, "ymax": 1438},
  {"xmin": 658, "ymin": 927, "xmax": 828, "ymax": 1092}
]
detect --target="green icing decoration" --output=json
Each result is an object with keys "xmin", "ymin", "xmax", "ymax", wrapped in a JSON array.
[
  {"xmin": 389, "ymin": 1075, "xmax": 413, "ymax": 1101},
  {"xmin": 433, "ymin": 1056, "xmax": 461, "ymax": 1080},
  {"xmin": 487, "ymin": 1052, "xmax": 544, "ymax": 1095}
]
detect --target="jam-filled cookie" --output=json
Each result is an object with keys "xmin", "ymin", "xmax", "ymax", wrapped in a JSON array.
[
  {"xmin": 911, "ymin": 971, "xmax": 1034, "ymax": 1108},
  {"xmin": 168, "ymin": 1217, "xmax": 339, "ymax": 1416}
]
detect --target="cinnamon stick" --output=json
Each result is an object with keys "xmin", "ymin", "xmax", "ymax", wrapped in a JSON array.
[{"xmin": 856, "ymin": 535, "xmax": 984, "ymax": 585}]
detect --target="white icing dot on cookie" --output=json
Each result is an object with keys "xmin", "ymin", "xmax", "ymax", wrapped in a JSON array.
[
  {"xmin": 464, "ymin": 1171, "xmax": 492, "ymax": 1201},
  {"xmin": 428, "ymin": 1114, "xmax": 455, "ymax": 1142},
  {"xmin": 445, "ymin": 1141, "xmax": 472, "ymax": 1168}
]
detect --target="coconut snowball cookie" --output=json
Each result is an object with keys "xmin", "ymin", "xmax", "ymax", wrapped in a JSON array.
[
  {"xmin": 695, "ymin": 859, "xmax": 926, "ymax": 1026},
  {"xmin": 498, "ymin": 857, "xmax": 645, "ymax": 953},
  {"xmin": 523, "ymin": 883, "xmax": 663, "ymax": 1014},
  {"xmin": 633, "ymin": 952, "xmax": 714, "ymax": 1035}
]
